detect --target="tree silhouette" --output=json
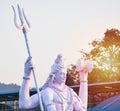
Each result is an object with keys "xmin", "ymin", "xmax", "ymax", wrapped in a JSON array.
[
  {"xmin": 66, "ymin": 28, "xmax": 120, "ymax": 86},
  {"xmin": 90, "ymin": 28, "xmax": 120, "ymax": 82},
  {"xmin": 66, "ymin": 64, "xmax": 79, "ymax": 86}
]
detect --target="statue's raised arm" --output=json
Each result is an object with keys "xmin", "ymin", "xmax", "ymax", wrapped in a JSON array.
[{"xmin": 76, "ymin": 59, "xmax": 92, "ymax": 109}]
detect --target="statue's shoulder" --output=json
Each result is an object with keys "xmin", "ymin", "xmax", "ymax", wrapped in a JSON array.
[
  {"xmin": 41, "ymin": 87, "xmax": 54, "ymax": 99},
  {"xmin": 66, "ymin": 86, "xmax": 77, "ymax": 96},
  {"xmin": 41, "ymin": 87, "xmax": 54, "ymax": 94},
  {"xmin": 66, "ymin": 85, "xmax": 74, "ymax": 92}
]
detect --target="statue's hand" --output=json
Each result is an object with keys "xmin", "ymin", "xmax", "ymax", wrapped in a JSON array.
[
  {"xmin": 24, "ymin": 56, "xmax": 33, "ymax": 77},
  {"xmin": 76, "ymin": 59, "xmax": 93, "ymax": 81},
  {"xmin": 84, "ymin": 60, "xmax": 93, "ymax": 73},
  {"xmin": 76, "ymin": 59, "xmax": 87, "ymax": 73},
  {"xmin": 76, "ymin": 59, "xmax": 92, "ymax": 73}
]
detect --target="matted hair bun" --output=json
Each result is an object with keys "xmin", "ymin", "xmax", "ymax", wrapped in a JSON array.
[
  {"xmin": 55, "ymin": 54, "xmax": 62, "ymax": 63},
  {"xmin": 50, "ymin": 54, "xmax": 65, "ymax": 74}
]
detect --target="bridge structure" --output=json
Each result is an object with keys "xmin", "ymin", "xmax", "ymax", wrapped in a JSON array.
[
  {"xmin": 71, "ymin": 81, "xmax": 120, "ymax": 108},
  {"xmin": 1, "ymin": 81, "xmax": 120, "ymax": 110}
]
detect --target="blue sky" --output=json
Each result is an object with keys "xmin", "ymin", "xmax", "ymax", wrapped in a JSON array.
[{"xmin": 0, "ymin": 0, "xmax": 120, "ymax": 87}]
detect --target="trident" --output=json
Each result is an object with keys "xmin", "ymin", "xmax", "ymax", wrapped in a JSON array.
[{"xmin": 12, "ymin": 4, "xmax": 43, "ymax": 111}]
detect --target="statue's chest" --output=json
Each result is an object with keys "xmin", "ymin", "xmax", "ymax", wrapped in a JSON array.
[
  {"xmin": 53, "ymin": 91, "xmax": 70, "ymax": 104},
  {"xmin": 52, "ymin": 87, "xmax": 74, "ymax": 111}
]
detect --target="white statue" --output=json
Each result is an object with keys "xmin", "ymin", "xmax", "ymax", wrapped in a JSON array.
[{"xmin": 19, "ymin": 54, "xmax": 92, "ymax": 111}]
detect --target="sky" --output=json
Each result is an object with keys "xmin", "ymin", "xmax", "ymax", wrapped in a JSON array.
[{"xmin": 0, "ymin": 0, "xmax": 120, "ymax": 87}]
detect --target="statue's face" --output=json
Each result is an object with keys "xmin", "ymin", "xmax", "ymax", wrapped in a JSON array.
[{"xmin": 55, "ymin": 68, "xmax": 67, "ymax": 84}]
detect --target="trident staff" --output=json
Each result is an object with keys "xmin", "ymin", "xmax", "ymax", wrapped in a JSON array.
[{"xmin": 12, "ymin": 4, "xmax": 43, "ymax": 111}]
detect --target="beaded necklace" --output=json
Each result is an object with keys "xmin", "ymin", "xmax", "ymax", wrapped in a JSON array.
[{"xmin": 52, "ymin": 85, "xmax": 73, "ymax": 111}]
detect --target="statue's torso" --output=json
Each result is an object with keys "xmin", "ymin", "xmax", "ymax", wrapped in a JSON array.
[{"xmin": 51, "ymin": 85, "xmax": 74, "ymax": 111}]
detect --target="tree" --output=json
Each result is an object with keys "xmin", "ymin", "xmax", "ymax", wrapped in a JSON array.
[
  {"xmin": 66, "ymin": 28, "xmax": 120, "ymax": 86},
  {"xmin": 66, "ymin": 64, "xmax": 79, "ymax": 86},
  {"xmin": 90, "ymin": 28, "xmax": 120, "ymax": 82}
]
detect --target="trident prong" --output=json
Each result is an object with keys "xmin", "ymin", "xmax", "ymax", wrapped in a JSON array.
[
  {"xmin": 12, "ymin": 4, "xmax": 31, "ymax": 31},
  {"xmin": 12, "ymin": 4, "xmax": 43, "ymax": 111}
]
